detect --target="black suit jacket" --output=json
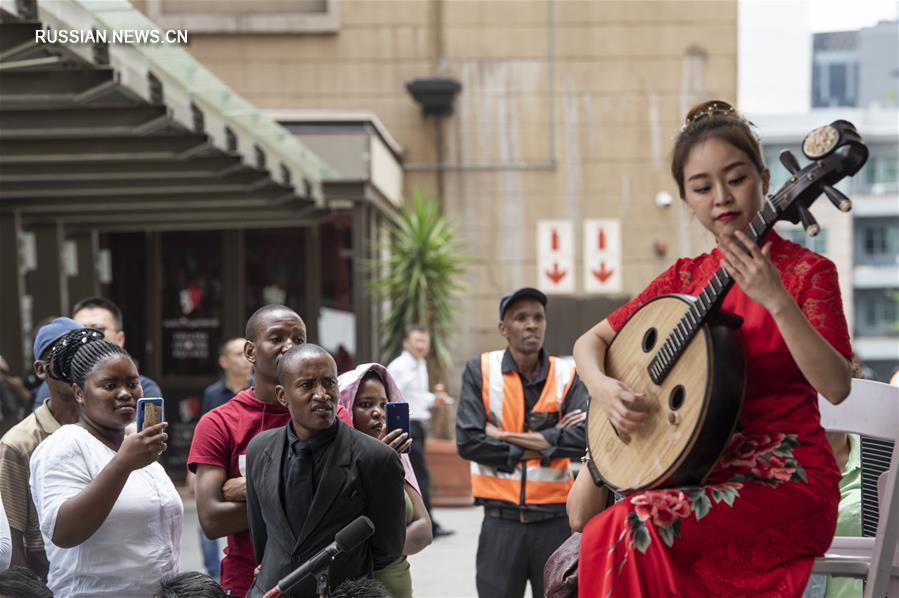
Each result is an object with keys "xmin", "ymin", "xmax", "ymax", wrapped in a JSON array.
[{"xmin": 245, "ymin": 420, "xmax": 406, "ymax": 597}]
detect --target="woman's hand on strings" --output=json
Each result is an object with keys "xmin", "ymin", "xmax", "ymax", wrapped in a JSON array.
[
  {"xmin": 591, "ymin": 377, "xmax": 652, "ymax": 435},
  {"xmin": 719, "ymin": 231, "xmax": 790, "ymax": 314}
]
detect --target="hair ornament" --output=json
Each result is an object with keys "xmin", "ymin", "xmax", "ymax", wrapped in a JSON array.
[{"xmin": 681, "ymin": 100, "xmax": 742, "ymax": 132}]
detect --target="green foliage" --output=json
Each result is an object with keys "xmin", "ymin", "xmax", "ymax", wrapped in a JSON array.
[
  {"xmin": 627, "ymin": 511, "xmax": 651, "ymax": 554},
  {"xmin": 710, "ymin": 485, "xmax": 740, "ymax": 507},
  {"xmin": 367, "ymin": 192, "xmax": 469, "ymax": 369},
  {"xmin": 687, "ymin": 488, "xmax": 711, "ymax": 521},
  {"xmin": 657, "ymin": 518, "xmax": 681, "ymax": 548}
]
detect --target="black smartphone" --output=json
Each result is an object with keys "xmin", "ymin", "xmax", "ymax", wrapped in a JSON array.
[
  {"xmin": 136, "ymin": 397, "xmax": 164, "ymax": 432},
  {"xmin": 385, "ymin": 402, "xmax": 410, "ymax": 453}
]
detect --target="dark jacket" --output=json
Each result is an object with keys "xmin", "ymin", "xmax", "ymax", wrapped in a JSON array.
[
  {"xmin": 245, "ymin": 420, "xmax": 405, "ymax": 597},
  {"xmin": 456, "ymin": 349, "xmax": 589, "ymax": 513}
]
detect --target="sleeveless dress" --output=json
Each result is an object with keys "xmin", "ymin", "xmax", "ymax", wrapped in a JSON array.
[
  {"xmin": 374, "ymin": 489, "xmax": 415, "ymax": 597},
  {"xmin": 578, "ymin": 231, "xmax": 853, "ymax": 597}
]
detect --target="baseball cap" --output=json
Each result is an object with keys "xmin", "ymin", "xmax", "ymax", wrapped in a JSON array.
[
  {"xmin": 498, "ymin": 287, "xmax": 547, "ymax": 320},
  {"xmin": 33, "ymin": 317, "xmax": 82, "ymax": 360}
]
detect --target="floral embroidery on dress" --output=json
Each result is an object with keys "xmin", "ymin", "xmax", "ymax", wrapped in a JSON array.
[
  {"xmin": 620, "ymin": 432, "xmax": 805, "ymax": 555},
  {"xmin": 720, "ymin": 432, "xmax": 808, "ymax": 485}
]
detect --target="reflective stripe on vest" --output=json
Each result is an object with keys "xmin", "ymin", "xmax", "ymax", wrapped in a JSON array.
[{"xmin": 470, "ymin": 351, "xmax": 577, "ymax": 505}]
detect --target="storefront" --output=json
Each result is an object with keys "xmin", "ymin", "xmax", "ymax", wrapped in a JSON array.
[{"xmin": 0, "ymin": 0, "xmax": 403, "ymax": 475}]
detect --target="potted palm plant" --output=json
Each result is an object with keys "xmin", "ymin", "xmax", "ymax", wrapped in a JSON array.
[
  {"xmin": 370, "ymin": 191, "xmax": 468, "ymax": 377},
  {"xmin": 368, "ymin": 192, "xmax": 473, "ymax": 505}
]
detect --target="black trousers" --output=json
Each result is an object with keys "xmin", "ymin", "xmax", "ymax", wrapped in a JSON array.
[
  {"xmin": 409, "ymin": 420, "xmax": 433, "ymax": 515},
  {"xmin": 476, "ymin": 512, "xmax": 571, "ymax": 598}
]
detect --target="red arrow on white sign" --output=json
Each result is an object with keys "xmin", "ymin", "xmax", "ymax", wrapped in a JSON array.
[
  {"xmin": 546, "ymin": 263, "xmax": 567, "ymax": 284},
  {"xmin": 592, "ymin": 262, "xmax": 614, "ymax": 283},
  {"xmin": 584, "ymin": 219, "xmax": 621, "ymax": 293},
  {"xmin": 537, "ymin": 220, "xmax": 574, "ymax": 294}
]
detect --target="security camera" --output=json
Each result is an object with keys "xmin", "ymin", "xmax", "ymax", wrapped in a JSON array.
[{"xmin": 655, "ymin": 191, "xmax": 674, "ymax": 209}]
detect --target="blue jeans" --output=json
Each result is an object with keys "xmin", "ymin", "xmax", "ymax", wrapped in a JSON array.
[{"xmin": 199, "ymin": 527, "xmax": 221, "ymax": 580}]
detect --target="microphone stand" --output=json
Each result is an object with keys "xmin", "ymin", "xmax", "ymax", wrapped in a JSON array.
[{"xmin": 315, "ymin": 565, "xmax": 331, "ymax": 598}]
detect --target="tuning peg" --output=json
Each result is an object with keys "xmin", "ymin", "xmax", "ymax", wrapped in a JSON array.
[
  {"xmin": 821, "ymin": 184, "xmax": 852, "ymax": 212},
  {"xmin": 779, "ymin": 150, "xmax": 801, "ymax": 175},
  {"xmin": 798, "ymin": 205, "xmax": 820, "ymax": 236}
]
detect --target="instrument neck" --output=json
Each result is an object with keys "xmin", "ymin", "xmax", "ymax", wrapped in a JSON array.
[{"xmin": 648, "ymin": 200, "xmax": 777, "ymax": 384}]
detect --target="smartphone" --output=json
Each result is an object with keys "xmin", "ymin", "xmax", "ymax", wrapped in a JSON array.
[
  {"xmin": 385, "ymin": 402, "xmax": 410, "ymax": 453},
  {"xmin": 136, "ymin": 397, "xmax": 164, "ymax": 432}
]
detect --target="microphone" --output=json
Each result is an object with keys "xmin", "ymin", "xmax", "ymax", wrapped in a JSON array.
[{"xmin": 261, "ymin": 516, "xmax": 375, "ymax": 598}]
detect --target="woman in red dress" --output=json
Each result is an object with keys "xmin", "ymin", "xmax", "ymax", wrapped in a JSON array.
[{"xmin": 569, "ymin": 100, "xmax": 853, "ymax": 597}]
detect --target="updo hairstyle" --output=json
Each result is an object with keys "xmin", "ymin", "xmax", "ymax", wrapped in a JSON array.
[{"xmin": 670, "ymin": 100, "xmax": 766, "ymax": 198}]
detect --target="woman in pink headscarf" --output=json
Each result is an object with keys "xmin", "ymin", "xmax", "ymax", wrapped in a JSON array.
[{"xmin": 338, "ymin": 363, "xmax": 432, "ymax": 598}]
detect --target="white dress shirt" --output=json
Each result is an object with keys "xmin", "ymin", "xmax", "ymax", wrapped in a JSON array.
[
  {"xmin": 387, "ymin": 351, "xmax": 436, "ymax": 422},
  {"xmin": 30, "ymin": 425, "xmax": 183, "ymax": 597}
]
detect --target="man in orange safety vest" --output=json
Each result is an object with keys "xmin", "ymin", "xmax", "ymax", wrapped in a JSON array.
[{"xmin": 456, "ymin": 287, "xmax": 589, "ymax": 598}]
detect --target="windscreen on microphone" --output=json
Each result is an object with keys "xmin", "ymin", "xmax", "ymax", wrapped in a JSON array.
[{"xmin": 334, "ymin": 516, "xmax": 374, "ymax": 552}]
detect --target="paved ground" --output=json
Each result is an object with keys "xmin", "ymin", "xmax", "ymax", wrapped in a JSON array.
[{"xmin": 180, "ymin": 498, "xmax": 538, "ymax": 598}]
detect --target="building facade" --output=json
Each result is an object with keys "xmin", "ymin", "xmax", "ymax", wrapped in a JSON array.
[
  {"xmin": 134, "ymin": 0, "xmax": 738, "ymax": 389},
  {"xmin": 757, "ymin": 106, "xmax": 899, "ymax": 382}
]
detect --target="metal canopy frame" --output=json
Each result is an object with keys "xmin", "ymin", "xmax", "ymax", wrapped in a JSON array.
[
  {"xmin": 0, "ymin": 0, "xmax": 337, "ymax": 229},
  {"xmin": 0, "ymin": 0, "xmax": 406, "ymax": 376}
]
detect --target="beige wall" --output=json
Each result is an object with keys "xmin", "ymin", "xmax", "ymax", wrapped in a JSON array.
[{"xmin": 150, "ymin": 0, "xmax": 738, "ymax": 389}]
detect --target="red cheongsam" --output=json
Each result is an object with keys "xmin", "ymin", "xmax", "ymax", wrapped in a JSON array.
[{"xmin": 579, "ymin": 231, "xmax": 852, "ymax": 597}]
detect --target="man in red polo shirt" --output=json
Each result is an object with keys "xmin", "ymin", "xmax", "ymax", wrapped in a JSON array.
[{"xmin": 188, "ymin": 305, "xmax": 350, "ymax": 597}]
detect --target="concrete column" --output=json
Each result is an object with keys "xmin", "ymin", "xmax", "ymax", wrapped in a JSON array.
[
  {"xmin": 222, "ymin": 229, "xmax": 245, "ymax": 340},
  {"xmin": 0, "ymin": 211, "xmax": 26, "ymax": 374},
  {"xmin": 26, "ymin": 220, "xmax": 68, "ymax": 328},
  {"xmin": 66, "ymin": 229, "xmax": 100, "ymax": 308},
  {"xmin": 304, "ymin": 225, "xmax": 322, "ymax": 344},
  {"xmin": 352, "ymin": 203, "xmax": 373, "ymax": 363},
  {"xmin": 146, "ymin": 232, "xmax": 162, "ymax": 379}
]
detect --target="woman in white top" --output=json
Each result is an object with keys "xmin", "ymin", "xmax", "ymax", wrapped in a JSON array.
[
  {"xmin": 30, "ymin": 337, "xmax": 182, "ymax": 597},
  {"xmin": 0, "ymin": 490, "xmax": 11, "ymax": 570}
]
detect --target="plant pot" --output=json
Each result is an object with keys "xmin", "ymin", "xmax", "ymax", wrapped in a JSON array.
[{"xmin": 426, "ymin": 438, "xmax": 473, "ymax": 507}]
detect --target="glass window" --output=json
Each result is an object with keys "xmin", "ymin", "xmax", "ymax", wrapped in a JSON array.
[
  {"xmin": 882, "ymin": 158, "xmax": 898, "ymax": 185},
  {"xmin": 855, "ymin": 290, "xmax": 899, "ymax": 336},
  {"xmin": 319, "ymin": 213, "xmax": 355, "ymax": 373},
  {"xmin": 764, "ymin": 148, "xmax": 792, "ymax": 190},
  {"xmin": 778, "ymin": 227, "xmax": 828, "ymax": 255},
  {"xmin": 859, "ymin": 222, "xmax": 899, "ymax": 261},
  {"xmin": 829, "ymin": 63, "xmax": 848, "ymax": 106},
  {"xmin": 105, "ymin": 232, "xmax": 149, "ymax": 369},
  {"xmin": 160, "ymin": 231, "xmax": 224, "ymax": 377},
  {"xmin": 885, "ymin": 297, "xmax": 898, "ymax": 326},
  {"xmin": 244, "ymin": 228, "xmax": 308, "ymax": 321}
]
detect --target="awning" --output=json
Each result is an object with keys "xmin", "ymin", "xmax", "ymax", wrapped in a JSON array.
[{"xmin": 0, "ymin": 0, "xmax": 337, "ymax": 231}]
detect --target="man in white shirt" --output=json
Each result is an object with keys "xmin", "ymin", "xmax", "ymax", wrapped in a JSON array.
[{"xmin": 387, "ymin": 325, "xmax": 454, "ymax": 538}]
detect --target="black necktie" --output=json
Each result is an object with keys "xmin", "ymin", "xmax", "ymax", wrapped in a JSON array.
[{"xmin": 285, "ymin": 444, "xmax": 314, "ymax": 537}]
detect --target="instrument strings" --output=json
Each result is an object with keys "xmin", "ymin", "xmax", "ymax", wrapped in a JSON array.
[{"xmin": 647, "ymin": 178, "xmax": 796, "ymax": 384}]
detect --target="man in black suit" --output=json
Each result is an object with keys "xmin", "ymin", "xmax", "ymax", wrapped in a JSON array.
[{"xmin": 245, "ymin": 344, "xmax": 405, "ymax": 597}]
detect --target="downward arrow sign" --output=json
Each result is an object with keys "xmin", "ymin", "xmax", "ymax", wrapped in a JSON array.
[
  {"xmin": 545, "ymin": 262, "xmax": 567, "ymax": 284},
  {"xmin": 592, "ymin": 262, "xmax": 614, "ymax": 283}
]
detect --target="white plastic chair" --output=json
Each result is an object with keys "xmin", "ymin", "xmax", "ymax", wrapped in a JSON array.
[{"xmin": 813, "ymin": 378, "xmax": 899, "ymax": 598}]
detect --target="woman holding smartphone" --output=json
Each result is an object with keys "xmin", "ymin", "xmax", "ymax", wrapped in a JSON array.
[
  {"xmin": 30, "ymin": 339, "xmax": 183, "ymax": 597},
  {"xmin": 338, "ymin": 363, "xmax": 432, "ymax": 598}
]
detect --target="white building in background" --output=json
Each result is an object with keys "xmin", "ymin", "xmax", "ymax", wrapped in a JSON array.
[
  {"xmin": 746, "ymin": 17, "xmax": 898, "ymax": 383},
  {"xmin": 753, "ymin": 107, "xmax": 898, "ymax": 382}
]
